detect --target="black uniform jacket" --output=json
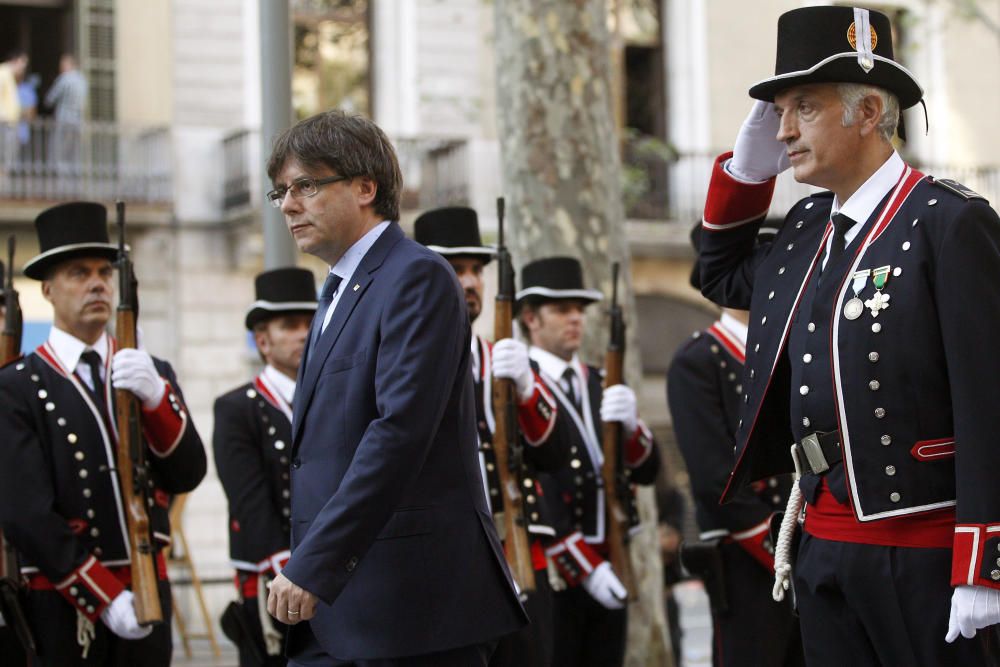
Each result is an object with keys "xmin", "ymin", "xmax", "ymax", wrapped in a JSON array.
[
  {"xmin": 0, "ymin": 338, "xmax": 206, "ymax": 621},
  {"xmin": 471, "ymin": 335, "xmax": 567, "ymax": 542},
  {"xmin": 213, "ymin": 373, "xmax": 293, "ymax": 576},
  {"xmin": 535, "ymin": 359, "xmax": 660, "ymax": 585},
  {"xmin": 668, "ymin": 320, "xmax": 790, "ymax": 567},
  {"xmin": 699, "ymin": 152, "xmax": 1000, "ymax": 589}
]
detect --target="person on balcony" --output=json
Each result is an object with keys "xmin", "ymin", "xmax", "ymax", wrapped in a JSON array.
[
  {"xmin": 0, "ymin": 50, "xmax": 28, "ymax": 177},
  {"xmin": 44, "ymin": 53, "xmax": 87, "ymax": 193}
]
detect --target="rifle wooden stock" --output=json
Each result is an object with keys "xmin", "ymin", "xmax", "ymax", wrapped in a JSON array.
[
  {"xmin": 0, "ymin": 336, "xmax": 16, "ymax": 367},
  {"xmin": 600, "ymin": 263, "xmax": 636, "ymax": 599},
  {"xmin": 491, "ymin": 196, "xmax": 536, "ymax": 592},
  {"xmin": 115, "ymin": 203, "xmax": 162, "ymax": 626}
]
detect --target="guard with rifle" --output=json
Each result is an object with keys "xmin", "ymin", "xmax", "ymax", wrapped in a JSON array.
[
  {"xmin": 516, "ymin": 256, "xmax": 660, "ymax": 667},
  {"xmin": 213, "ymin": 267, "xmax": 318, "ymax": 667},
  {"xmin": 667, "ymin": 225, "xmax": 803, "ymax": 667},
  {"xmin": 0, "ymin": 201, "xmax": 206, "ymax": 666},
  {"xmin": 0, "ymin": 238, "xmax": 33, "ymax": 666},
  {"xmin": 414, "ymin": 205, "xmax": 566, "ymax": 667}
]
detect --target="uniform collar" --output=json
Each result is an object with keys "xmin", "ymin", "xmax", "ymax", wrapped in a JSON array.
[
  {"xmin": 263, "ymin": 364, "xmax": 296, "ymax": 405},
  {"xmin": 832, "ymin": 150, "xmax": 905, "ymax": 244},
  {"xmin": 48, "ymin": 326, "xmax": 109, "ymax": 373},
  {"xmin": 719, "ymin": 312, "xmax": 749, "ymax": 346},
  {"xmin": 528, "ymin": 345, "xmax": 583, "ymax": 385}
]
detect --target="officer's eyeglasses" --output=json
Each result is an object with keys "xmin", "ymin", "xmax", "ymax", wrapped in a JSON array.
[{"xmin": 266, "ymin": 175, "xmax": 350, "ymax": 208}]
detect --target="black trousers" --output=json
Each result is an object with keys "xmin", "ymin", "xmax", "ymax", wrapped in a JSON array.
[
  {"xmin": 794, "ymin": 532, "xmax": 990, "ymax": 667},
  {"xmin": 26, "ymin": 581, "xmax": 172, "ymax": 667},
  {"xmin": 712, "ymin": 541, "xmax": 804, "ymax": 667},
  {"xmin": 237, "ymin": 596, "xmax": 289, "ymax": 667},
  {"xmin": 287, "ymin": 621, "xmax": 496, "ymax": 667},
  {"xmin": 489, "ymin": 567, "xmax": 553, "ymax": 667},
  {"xmin": 550, "ymin": 585, "xmax": 627, "ymax": 667},
  {"xmin": 0, "ymin": 626, "xmax": 29, "ymax": 667}
]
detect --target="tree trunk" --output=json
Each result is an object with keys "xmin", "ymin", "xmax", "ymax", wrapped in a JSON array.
[{"xmin": 495, "ymin": 2, "xmax": 672, "ymax": 665}]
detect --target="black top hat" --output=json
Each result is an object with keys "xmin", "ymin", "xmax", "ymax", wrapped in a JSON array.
[
  {"xmin": 413, "ymin": 207, "xmax": 495, "ymax": 263},
  {"xmin": 749, "ymin": 6, "xmax": 923, "ymax": 109},
  {"xmin": 245, "ymin": 267, "xmax": 318, "ymax": 330},
  {"xmin": 515, "ymin": 256, "xmax": 603, "ymax": 309},
  {"xmin": 23, "ymin": 202, "xmax": 118, "ymax": 280}
]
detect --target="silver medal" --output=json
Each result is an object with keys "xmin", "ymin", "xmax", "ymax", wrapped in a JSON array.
[{"xmin": 844, "ymin": 297, "xmax": 864, "ymax": 320}]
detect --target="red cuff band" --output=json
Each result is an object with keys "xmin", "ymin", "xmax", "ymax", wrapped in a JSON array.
[
  {"xmin": 953, "ymin": 524, "xmax": 1000, "ymax": 590},
  {"xmin": 703, "ymin": 152, "xmax": 776, "ymax": 230},
  {"xmin": 731, "ymin": 518, "xmax": 775, "ymax": 572},
  {"xmin": 142, "ymin": 380, "xmax": 187, "ymax": 456},
  {"xmin": 51, "ymin": 556, "xmax": 127, "ymax": 622},
  {"xmin": 623, "ymin": 422, "xmax": 654, "ymax": 468},
  {"xmin": 545, "ymin": 532, "xmax": 604, "ymax": 586}
]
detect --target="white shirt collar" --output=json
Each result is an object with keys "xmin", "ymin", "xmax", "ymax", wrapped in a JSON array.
[
  {"xmin": 528, "ymin": 345, "xmax": 582, "ymax": 385},
  {"xmin": 263, "ymin": 364, "xmax": 296, "ymax": 405},
  {"xmin": 330, "ymin": 221, "xmax": 392, "ymax": 285},
  {"xmin": 48, "ymin": 326, "xmax": 109, "ymax": 374},
  {"xmin": 831, "ymin": 151, "xmax": 905, "ymax": 246},
  {"xmin": 719, "ymin": 312, "xmax": 749, "ymax": 346}
]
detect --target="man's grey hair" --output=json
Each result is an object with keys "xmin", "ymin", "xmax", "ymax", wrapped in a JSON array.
[{"xmin": 838, "ymin": 83, "xmax": 899, "ymax": 143}]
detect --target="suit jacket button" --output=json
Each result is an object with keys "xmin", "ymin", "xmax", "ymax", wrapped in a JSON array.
[
  {"xmin": 346, "ymin": 556, "xmax": 359, "ymax": 572},
  {"xmin": 292, "ymin": 458, "xmax": 301, "ymax": 469}
]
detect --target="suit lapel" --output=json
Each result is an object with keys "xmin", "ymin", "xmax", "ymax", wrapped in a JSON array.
[{"xmin": 292, "ymin": 223, "xmax": 403, "ymax": 446}]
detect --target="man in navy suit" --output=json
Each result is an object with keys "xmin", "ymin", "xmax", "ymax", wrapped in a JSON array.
[{"xmin": 263, "ymin": 110, "xmax": 526, "ymax": 666}]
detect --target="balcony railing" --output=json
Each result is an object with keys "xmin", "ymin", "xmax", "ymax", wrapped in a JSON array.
[{"xmin": 0, "ymin": 119, "xmax": 172, "ymax": 204}]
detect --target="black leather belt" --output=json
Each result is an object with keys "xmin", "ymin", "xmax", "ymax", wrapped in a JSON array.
[{"xmin": 792, "ymin": 430, "xmax": 842, "ymax": 476}]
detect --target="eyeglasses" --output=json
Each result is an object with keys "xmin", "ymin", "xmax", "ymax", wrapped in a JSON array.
[{"xmin": 266, "ymin": 175, "xmax": 350, "ymax": 208}]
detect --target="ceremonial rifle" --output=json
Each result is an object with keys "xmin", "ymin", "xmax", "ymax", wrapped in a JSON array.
[
  {"xmin": 0, "ymin": 238, "xmax": 36, "ymax": 655},
  {"xmin": 114, "ymin": 201, "xmax": 163, "ymax": 626},
  {"xmin": 490, "ymin": 196, "xmax": 536, "ymax": 593},
  {"xmin": 600, "ymin": 262, "xmax": 636, "ymax": 599}
]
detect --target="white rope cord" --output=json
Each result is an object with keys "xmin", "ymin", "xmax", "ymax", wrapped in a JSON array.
[
  {"xmin": 77, "ymin": 609, "xmax": 96, "ymax": 659},
  {"xmin": 257, "ymin": 575, "xmax": 283, "ymax": 656},
  {"xmin": 773, "ymin": 443, "xmax": 805, "ymax": 602}
]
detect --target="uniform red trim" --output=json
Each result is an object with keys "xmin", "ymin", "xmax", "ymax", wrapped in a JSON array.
[
  {"xmin": 517, "ymin": 375, "xmax": 558, "ymax": 446},
  {"xmin": 702, "ymin": 152, "xmax": 776, "ymax": 230},
  {"xmin": 706, "ymin": 322, "xmax": 746, "ymax": 363},
  {"xmin": 623, "ymin": 421, "xmax": 654, "ymax": 468},
  {"xmin": 951, "ymin": 525, "xmax": 1000, "ymax": 590},
  {"xmin": 804, "ymin": 479, "xmax": 953, "ymax": 548},
  {"xmin": 910, "ymin": 438, "xmax": 956, "ymax": 461},
  {"xmin": 530, "ymin": 539, "xmax": 547, "ymax": 571},
  {"xmin": 142, "ymin": 382, "xmax": 187, "ymax": 456},
  {"xmin": 545, "ymin": 531, "xmax": 604, "ymax": 585},
  {"xmin": 730, "ymin": 517, "xmax": 774, "ymax": 571},
  {"xmin": 253, "ymin": 376, "xmax": 284, "ymax": 412}
]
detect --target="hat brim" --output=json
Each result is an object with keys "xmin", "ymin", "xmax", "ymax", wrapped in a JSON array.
[
  {"xmin": 245, "ymin": 300, "xmax": 318, "ymax": 330},
  {"xmin": 749, "ymin": 53, "xmax": 924, "ymax": 109},
  {"xmin": 426, "ymin": 245, "xmax": 496, "ymax": 264},
  {"xmin": 514, "ymin": 286, "xmax": 603, "ymax": 308},
  {"xmin": 23, "ymin": 243, "xmax": 120, "ymax": 280}
]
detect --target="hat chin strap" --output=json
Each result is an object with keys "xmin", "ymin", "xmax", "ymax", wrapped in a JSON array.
[{"xmin": 854, "ymin": 7, "xmax": 874, "ymax": 73}]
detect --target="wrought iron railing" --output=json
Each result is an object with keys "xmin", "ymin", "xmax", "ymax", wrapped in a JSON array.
[{"xmin": 0, "ymin": 119, "xmax": 171, "ymax": 204}]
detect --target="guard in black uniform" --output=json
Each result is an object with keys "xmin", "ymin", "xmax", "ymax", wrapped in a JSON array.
[
  {"xmin": 698, "ymin": 6, "xmax": 1000, "ymax": 665},
  {"xmin": 414, "ymin": 207, "xmax": 566, "ymax": 667},
  {"xmin": 0, "ymin": 202, "xmax": 207, "ymax": 666},
  {"xmin": 214, "ymin": 267, "xmax": 317, "ymax": 666},
  {"xmin": 517, "ymin": 256, "xmax": 660, "ymax": 667},
  {"xmin": 669, "ymin": 232, "xmax": 803, "ymax": 667}
]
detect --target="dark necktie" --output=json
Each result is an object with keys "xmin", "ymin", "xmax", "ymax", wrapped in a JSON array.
[
  {"xmin": 827, "ymin": 213, "xmax": 855, "ymax": 266},
  {"xmin": 562, "ymin": 367, "xmax": 580, "ymax": 411},
  {"xmin": 80, "ymin": 350, "xmax": 105, "ymax": 400},
  {"xmin": 311, "ymin": 272, "xmax": 343, "ymax": 348}
]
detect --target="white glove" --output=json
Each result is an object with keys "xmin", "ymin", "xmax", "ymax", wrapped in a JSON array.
[
  {"xmin": 100, "ymin": 590, "xmax": 154, "ymax": 640},
  {"xmin": 946, "ymin": 585, "xmax": 1000, "ymax": 642},
  {"xmin": 601, "ymin": 384, "xmax": 638, "ymax": 434},
  {"xmin": 582, "ymin": 561, "xmax": 627, "ymax": 610},
  {"xmin": 729, "ymin": 100, "xmax": 791, "ymax": 183},
  {"xmin": 112, "ymin": 348, "xmax": 166, "ymax": 409},
  {"xmin": 492, "ymin": 338, "xmax": 534, "ymax": 401}
]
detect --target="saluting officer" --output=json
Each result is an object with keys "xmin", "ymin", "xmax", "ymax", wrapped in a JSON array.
[
  {"xmin": 668, "ymin": 227, "xmax": 803, "ymax": 667},
  {"xmin": 698, "ymin": 6, "xmax": 1000, "ymax": 664},
  {"xmin": 0, "ymin": 202, "xmax": 207, "ymax": 666},
  {"xmin": 414, "ymin": 206, "xmax": 565, "ymax": 667},
  {"xmin": 213, "ymin": 267, "xmax": 317, "ymax": 667},
  {"xmin": 516, "ymin": 256, "xmax": 660, "ymax": 667}
]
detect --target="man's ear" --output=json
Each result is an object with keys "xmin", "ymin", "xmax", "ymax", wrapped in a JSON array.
[
  {"xmin": 355, "ymin": 176, "xmax": 378, "ymax": 208},
  {"xmin": 857, "ymin": 93, "xmax": 884, "ymax": 137},
  {"xmin": 41, "ymin": 280, "xmax": 53, "ymax": 304}
]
